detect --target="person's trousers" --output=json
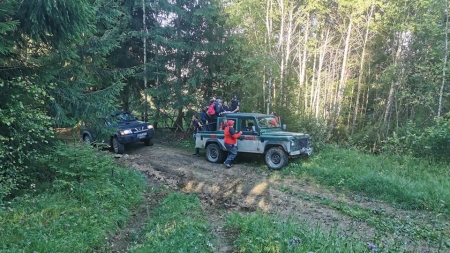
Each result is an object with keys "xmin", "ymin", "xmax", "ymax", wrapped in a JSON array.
[
  {"xmin": 224, "ymin": 143, "xmax": 237, "ymax": 165},
  {"xmin": 193, "ymin": 133, "xmax": 199, "ymax": 154}
]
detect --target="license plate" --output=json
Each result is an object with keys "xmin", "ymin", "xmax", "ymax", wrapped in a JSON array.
[{"xmin": 137, "ymin": 132, "xmax": 147, "ymax": 139}]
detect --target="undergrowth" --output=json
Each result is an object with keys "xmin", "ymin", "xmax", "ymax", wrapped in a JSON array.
[
  {"xmin": 285, "ymin": 146, "xmax": 450, "ymax": 214},
  {"xmin": 225, "ymin": 212, "xmax": 372, "ymax": 252},
  {"xmin": 0, "ymin": 143, "xmax": 146, "ymax": 252},
  {"xmin": 129, "ymin": 192, "xmax": 214, "ymax": 252}
]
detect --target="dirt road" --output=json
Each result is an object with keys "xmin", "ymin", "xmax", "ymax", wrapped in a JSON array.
[{"xmin": 113, "ymin": 136, "xmax": 447, "ymax": 252}]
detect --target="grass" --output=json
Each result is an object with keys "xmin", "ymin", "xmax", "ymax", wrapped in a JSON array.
[
  {"xmin": 2, "ymin": 141, "xmax": 450, "ymax": 252},
  {"xmin": 0, "ymin": 144, "xmax": 147, "ymax": 252},
  {"xmin": 284, "ymin": 146, "xmax": 450, "ymax": 214},
  {"xmin": 277, "ymin": 185, "xmax": 450, "ymax": 249},
  {"xmin": 225, "ymin": 212, "xmax": 374, "ymax": 253},
  {"xmin": 129, "ymin": 192, "xmax": 215, "ymax": 253}
]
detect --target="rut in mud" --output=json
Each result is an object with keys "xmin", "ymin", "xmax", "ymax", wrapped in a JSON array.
[{"xmin": 109, "ymin": 135, "xmax": 447, "ymax": 252}]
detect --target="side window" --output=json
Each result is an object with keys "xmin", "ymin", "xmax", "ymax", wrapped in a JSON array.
[
  {"xmin": 241, "ymin": 119, "xmax": 256, "ymax": 133},
  {"xmin": 218, "ymin": 117, "xmax": 228, "ymax": 131},
  {"xmin": 219, "ymin": 117, "xmax": 238, "ymax": 131}
]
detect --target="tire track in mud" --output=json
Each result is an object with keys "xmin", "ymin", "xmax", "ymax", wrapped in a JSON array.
[
  {"xmin": 120, "ymin": 144, "xmax": 376, "ymax": 251},
  {"xmin": 118, "ymin": 142, "xmax": 448, "ymax": 252}
]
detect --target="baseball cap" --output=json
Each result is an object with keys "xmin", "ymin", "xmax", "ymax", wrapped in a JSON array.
[
  {"xmin": 227, "ymin": 120, "xmax": 235, "ymax": 126},
  {"xmin": 232, "ymin": 94, "xmax": 237, "ymax": 99}
]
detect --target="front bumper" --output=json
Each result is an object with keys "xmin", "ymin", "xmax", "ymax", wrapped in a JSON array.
[
  {"xmin": 289, "ymin": 147, "xmax": 313, "ymax": 156},
  {"xmin": 118, "ymin": 129, "xmax": 154, "ymax": 144}
]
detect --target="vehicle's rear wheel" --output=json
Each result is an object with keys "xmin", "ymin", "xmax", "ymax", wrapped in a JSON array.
[
  {"xmin": 144, "ymin": 138, "xmax": 154, "ymax": 146},
  {"xmin": 83, "ymin": 134, "xmax": 92, "ymax": 144},
  {"xmin": 112, "ymin": 137, "xmax": 125, "ymax": 154},
  {"xmin": 206, "ymin": 143, "xmax": 226, "ymax": 163},
  {"xmin": 265, "ymin": 147, "xmax": 288, "ymax": 170}
]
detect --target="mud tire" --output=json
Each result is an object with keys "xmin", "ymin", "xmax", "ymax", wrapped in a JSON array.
[{"xmin": 265, "ymin": 147, "xmax": 288, "ymax": 170}]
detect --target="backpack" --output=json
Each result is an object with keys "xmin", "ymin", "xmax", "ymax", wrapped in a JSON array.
[{"xmin": 207, "ymin": 102, "xmax": 216, "ymax": 116}]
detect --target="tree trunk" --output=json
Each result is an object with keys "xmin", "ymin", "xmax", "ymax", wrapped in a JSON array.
[
  {"xmin": 298, "ymin": 13, "xmax": 309, "ymax": 113},
  {"xmin": 438, "ymin": 0, "xmax": 449, "ymax": 117},
  {"xmin": 329, "ymin": 19, "xmax": 352, "ymax": 139},
  {"xmin": 277, "ymin": 0, "xmax": 284, "ymax": 104},
  {"xmin": 384, "ymin": 31, "xmax": 405, "ymax": 124},
  {"xmin": 314, "ymin": 29, "xmax": 330, "ymax": 119},
  {"xmin": 351, "ymin": 0, "xmax": 374, "ymax": 135}
]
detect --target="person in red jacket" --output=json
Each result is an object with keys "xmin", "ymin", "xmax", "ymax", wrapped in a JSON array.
[{"xmin": 223, "ymin": 120, "xmax": 242, "ymax": 168}]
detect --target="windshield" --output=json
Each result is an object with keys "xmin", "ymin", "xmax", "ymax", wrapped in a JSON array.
[
  {"xmin": 257, "ymin": 116, "xmax": 280, "ymax": 129},
  {"xmin": 107, "ymin": 112, "xmax": 137, "ymax": 124},
  {"xmin": 117, "ymin": 112, "xmax": 136, "ymax": 121}
]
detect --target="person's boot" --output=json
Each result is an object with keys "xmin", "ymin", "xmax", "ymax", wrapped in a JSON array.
[
  {"xmin": 192, "ymin": 148, "xmax": 200, "ymax": 157},
  {"xmin": 223, "ymin": 161, "xmax": 232, "ymax": 168}
]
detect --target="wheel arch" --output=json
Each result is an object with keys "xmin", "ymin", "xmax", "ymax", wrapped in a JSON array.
[
  {"xmin": 81, "ymin": 131, "xmax": 94, "ymax": 142},
  {"xmin": 206, "ymin": 139, "xmax": 227, "ymax": 151},
  {"xmin": 264, "ymin": 141, "xmax": 288, "ymax": 153}
]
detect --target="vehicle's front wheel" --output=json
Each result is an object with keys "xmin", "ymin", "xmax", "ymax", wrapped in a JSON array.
[
  {"xmin": 206, "ymin": 143, "xmax": 226, "ymax": 163},
  {"xmin": 144, "ymin": 138, "xmax": 154, "ymax": 146},
  {"xmin": 112, "ymin": 137, "xmax": 125, "ymax": 154},
  {"xmin": 265, "ymin": 147, "xmax": 288, "ymax": 170}
]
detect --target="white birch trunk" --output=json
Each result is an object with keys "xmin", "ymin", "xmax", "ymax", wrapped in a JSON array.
[
  {"xmin": 383, "ymin": 31, "xmax": 405, "ymax": 123},
  {"xmin": 351, "ymin": 0, "xmax": 374, "ymax": 135},
  {"xmin": 438, "ymin": 0, "xmax": 449, "ymax": 117},
  {"xmin": 315, "ymin": 29, "xmax": 330, "ymax": 119},
  {"xmin": 299, "ymin": 14, "xmax": 309, "ymax": 113}
]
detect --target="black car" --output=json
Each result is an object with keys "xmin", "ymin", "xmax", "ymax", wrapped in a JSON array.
[{"xmin": 80, "ymin": 111, "xmax": 155, "ymax": 154}]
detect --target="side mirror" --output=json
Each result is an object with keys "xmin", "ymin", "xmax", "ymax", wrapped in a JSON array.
[
  {"xmin": 252, "ymin": 126, "xmax": 256, "ymax": 132},
  {"xmin": 282, "ymin": 124, "xmax": 286, "ymax": 131}
]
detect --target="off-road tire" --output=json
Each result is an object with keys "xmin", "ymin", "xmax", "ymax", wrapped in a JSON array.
[
  {"xmin": 206, "ymin": 143, "xmax": 226, "ymax": 163},
  {"xmin": 83, "ymin": 134, "xmax": 92, "ymax": 144},
  {"xmin": 112, "ymin": 137, "xmax": 125, "ymax": 154},
  {"xmin": 144, "ymin": 138, "xmax": 154, "ymax": 146},
  {"xmin": 265, "ymin": 147, "xmax": 288, "ymax": 170}
]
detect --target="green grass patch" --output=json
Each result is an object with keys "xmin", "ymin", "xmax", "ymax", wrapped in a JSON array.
[
  {"xmin": 0, "ymin": 144, "xmax": 147, "ymax": 252},
  {"xmin": 284, "ymin": 146, "xmax": 450, "ymax": 213},
  {"xmin": 277, "ymin": 186, "xmax": 450, "ymax": 249},
  {"xmin": 225, "ymin": 212, "xmax": 372, "ymax": 253},
  {"xmin": 129, "ymin": 192, "xmax": 214, "ymax": 253}
]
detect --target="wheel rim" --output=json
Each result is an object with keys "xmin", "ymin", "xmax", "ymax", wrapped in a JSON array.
[
  {"xmin": 209, "ymin": 148, "xmax": 218, "ymax": 159},
  {"xmin": 271, "ymin": 152, "xmax": 281, "ymax": 164},
  {"xmin": 83, "ymin": 135, "xmax": 90, "ymax": 143}
]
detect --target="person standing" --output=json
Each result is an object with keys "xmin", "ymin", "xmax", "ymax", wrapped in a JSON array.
[
  {"xmin": 191, "ymin": 115, "xmax": 202, "ymax": 157},
  {"xmin": 200, "ymin": 106, "xmax": 208, "ymax": 126},
  {"xmin": 230, "ymin": 94, "xmax": 241, "ymax": 113},
  {"xmin": 206, "ymin": 97, "xmax": 216, "ymax": 130},
  {"xmin": 223, "ymin": 120, "xmax": 242, "ymax": 168},
  {"xmin": 208, "ymin": 96, "xmax": 223, "ymax": 130}
]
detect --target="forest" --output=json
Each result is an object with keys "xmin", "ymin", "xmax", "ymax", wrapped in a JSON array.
[{"xmin": 2, "ymin": 0, "xmax": 450, "ymax": 222}]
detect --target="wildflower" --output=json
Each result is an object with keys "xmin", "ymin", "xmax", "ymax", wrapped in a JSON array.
[
  {"xmin": 366, "ymin": 242, "xmax": 378, "ymax": 252},
  {"xmin": 30, "ymin": 184, "xmax": 35, "ymax": 189},
  {"xmin": 289, "ymin": 237, "xmax": 301, "ymax": 245}
]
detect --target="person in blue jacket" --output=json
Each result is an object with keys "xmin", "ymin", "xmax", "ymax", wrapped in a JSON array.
[
  {"xmin": 230, "ymin": 94, "xmax": 241, "ymax": 113},
  {"xmin": 209, "ymin": 96, "xmax": 223, "ymax": 130}
]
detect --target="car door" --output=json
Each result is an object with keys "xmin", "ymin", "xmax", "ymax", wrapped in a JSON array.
[{"xmin": 237, "ymin": 118, "xmax": 261, "ymax": 153}]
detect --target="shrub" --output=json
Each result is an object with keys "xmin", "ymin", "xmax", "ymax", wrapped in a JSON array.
[{"xmin": 0, "ymin": 78, "xmax": 54, "ymax": 200}]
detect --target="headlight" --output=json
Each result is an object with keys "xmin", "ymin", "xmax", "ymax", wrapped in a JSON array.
[
  {"xmin": 290, "ymin": 140, "xmax": 295, "ymax": 147},
  {"xmin": 120, "ymin": 129, "xmax": 132, "ymax": 135},
  {"xmin": 147, "ymin": 124, "xmax": 154, "ymax": 129}
]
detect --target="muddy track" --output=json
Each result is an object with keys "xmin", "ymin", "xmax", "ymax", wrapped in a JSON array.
[{"xmin": 114, "ymin": 139, "xmax": 448, "ymax": 252}]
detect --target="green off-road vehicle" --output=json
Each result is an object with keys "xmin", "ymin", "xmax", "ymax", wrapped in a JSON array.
[{"xmin": 195, "ymin": 113, "xmax": 312, "ymax": 170}]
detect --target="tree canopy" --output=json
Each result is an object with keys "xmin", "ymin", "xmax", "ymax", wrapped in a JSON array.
[{"xmin": 2, "ymin": 0, "xmax": 450, "ymax": 199}]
